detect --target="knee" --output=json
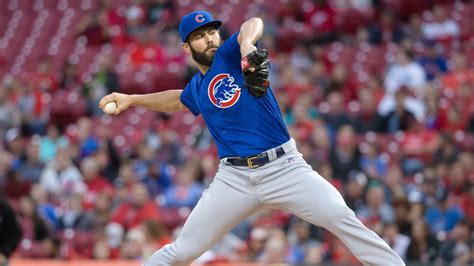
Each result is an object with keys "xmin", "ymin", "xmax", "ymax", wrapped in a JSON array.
[{"xmin": 320, "ymin": 202, "xmax": 353, "ymax": 227}]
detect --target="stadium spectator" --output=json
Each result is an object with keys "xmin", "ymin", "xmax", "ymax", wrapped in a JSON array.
[
  {"xmin": 444, "ymin": 161, "xmax": 467, "ymax": 196},
  {"xmin": 392, "ymin": 199, "xmax": 412, "ymax": 236},
  {"xmin": 16, "ymin": 136, "xmax": 44, "ymax": 184},
  {"xmin": 359, "ymin": 141, "xmax": 388, "ymax": 180},
  {"xmin": 344, "ymin": 171, "xmax": 367, "ymax": 211},
  {"xmin": 140, "ymin": 220, "xmax": 172, "ymax": 258},
  {"xmin": 308, "ymin": 59, "xmax": 330, "ymax": 94},
  {"xmin": 30, "ymin": 184, "xmax": 59, "ymax": 229},
  {"xmin": 460, "ymin": 182, "xmax": 474, "ymax": 223},
  {"xmin": 417, "ymin": 41, "xmax": 448, "ymax": 81},
  {"xmin": 154, "ymin": 126, "xmax": 184, "ymax": 165},
  {"xmin": 162, "ymin": 161, "xmax": 204, "ymax": 208},
  {"xmin": 76, "ymin": 7, "xmax": 111, "ymax": 46},
  {"xmin": 309, "ymin": 119, "xmax": 331, "ymax": 161},
  {"xmin": 353, "ymin": 87, "xmax": 382, "ymax": 133},
  {"xmin": 277, "ymin": 1, "xmax": 304, "ymax": 28},
  {"xmin": 80, "ymin": 156, "xmax": 113, "ymax": 208},
  {"xmin": 356, "ymin": 182, "xmax": 396, "ymax": 230},
  {"xmin": 423, "ymin": 85, "xmax": 445, "ymax": 130},
  {"xmin": 57, "ymin": 193, "xmax": 93, "ymax": 231},
  {"xmin": 90, "ymin": 191, "xmax": 113, "ymax": 230},
  {"xmin": 441, "ymin": 52, "xmax": 474, "ymax": 92},
  {"xmin": 424, "ymin": 189, "xmax": 464, "ymax": 235},
  {"xmin": 247, "ymin": 227, "xmax": 268, "ymax": 261},
  {"xmin": 379, "ymin": 48, "xmax": 426, "ymax": 122},
  {"xmin": 367, "ymin": 10, "xmax": 404, "ymax": 44},
  {"xmin": 4, "ymin": 128, "xmax": 24, "ymax": 163},
  {"xmin": 401, "ymin": 14, "xmax": 424, "ymax": 42},
  {"xmin": 74, "ymin": 117, "xmax": 99, "ymax": 158},
  {"xmin": 120, "ymin": 227, "xmax": 146, "ymax": 259},
  {"xmin": 322, "ymin": 91, "xmax": 353, "ymax": 133},
  {"xmin": 258, "ymin": 229, "xmax": 293, "ymax": 263},
  {"xmin": 92, "ymin": 239, "xmax": 112, "ymax": 260},
  {"xmin": 145, "ymin": 0, "xmax": 176, "ymax": 30},
  {"xmin": 110, "ymin": 183, "xmax": 160, "ymax": 230},
  {"xmin": 125, "ymin": 2, "xmax": 147, "ymax": 40},
  {"xmin": 326, "ymin": 63, "xmax": 358, "ymax": 102},
  {"xmin": 291, "ymin": 103, "xmax": 315, "ymax": 143},
  {"xmin": 303, "ymin": 242, "xmax": 324, "ymax": 264},
  {"xmin": 58, "ymin": 63, "xmax": 82, "ymax": 91},
  {"xmin": 161, "ymin": 30, "xmax": 187, "ymax": 67},
  {"xmin": 421, "ymin": 5, "xmax": 460, "ymax": 41},
  {"xmin": 83, "ymin": 55, "xmax": 120, "ymax": 116},
  {"xmin": 329, "ymin": 124, "xmax": 360, "ymax": 182},
  {"xmin": 0, "ymin": 85, "xmax": 21, "ymax": 134},
  {"xmin": 399, "ymin": 119, "xmax": 440, "ymax": 175},
  {"xmin": 1, "ymin": 168, "xmax": 31, "ymax": 200},
  {"xmin": 274, "ymin": 1, "xmax": 306, "ymax": 50},
  {"xmin": 379, "ymin": 86, "xmax": 417, "ymax": 133},
  {"xmin": 405, "ymin": 219, "xmax": 439, "ymax": 263},
  {"xmin": 128, "ymin": 27, "xmax": 165, "ymax": 67},
  {"xmin": 13, "ymin": 79, "xmax": 49, "ymax": 135},
  {"xmin": 31, "ymin": 57, "xmax": 59, "ymax": 93},
  {"xmin": 303, "ymin": 0, "xmax": 338, "ymax": 43},
  {"xmin": 438, "ymin": 219, "xmax": 471, "ymax": 264},
  {"xmin": 39, "ymin": 124, "xmax": 69, "ymax": 163},
  {"xmin": 383, "ymin": 165, "xmax": 408, "ymax": 203},
  {"xmin": 17, "ymin": 196, "xmax": 51, "ymax": 254},
  {"xmin": 134, "ymin": 143, "xmax": 172, "ymax": 197},
  {"xmin": 287, "ymin": 218, "xmax": 321, "ymax": 263},
  {"xmin": 382, "ymin": 223, "xmax": 410, "ymax": 260},
  {"xmin": 39, "ymin": 146, "xmax": 83, "ymax": 195},
  {"xmin": 113, "ymin": 161, "xmax": 141, "ymax": 202},
  {"xmin": 95, "ymin": 144, "xmax": 122, "ymax": 183}
]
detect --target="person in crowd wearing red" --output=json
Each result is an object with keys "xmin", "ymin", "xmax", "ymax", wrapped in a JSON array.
[
  {"xmin": 400, "ymin": 119, "xmax": 441, "ymax": 175},
  {"xmin": 80, "ymin": 156, "xmax": 113, "ymax": 209},
  {"xmin": 110, "ymin": 183, "xmax": 160, "ymax": 230},
  {"xmin": 303, "ymin": 0, "xmax": 338, "ymax": 43},
  {"xmin": 30, "ymin": 57, "xmax": 59, "ymax": 93}
]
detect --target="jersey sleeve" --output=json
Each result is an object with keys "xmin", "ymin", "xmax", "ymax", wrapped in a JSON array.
[
  {"xmin": 218, "ymin": 32, "xmax": 261, "ymax": 68},
  {"xmin": 180, "ymin": 83, "xmax": 200, "ymax": 116},
  {"xmin": 218, "ymin": 32, "xmax": 241, "ymax": 66}
]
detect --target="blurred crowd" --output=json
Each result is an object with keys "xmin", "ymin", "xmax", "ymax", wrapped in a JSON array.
[{"xmin": 0, "ymin": 0, "xmax": 473, "ymax": 265}]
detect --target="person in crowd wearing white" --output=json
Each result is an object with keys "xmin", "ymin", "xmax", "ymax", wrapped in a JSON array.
[
  {"xmin": 378, "ymin": 48, "xmax": 426, "ymax": 122},
  {"xmin": 39, "ymin": 146, "xmax": 84, "ymax": 195},
  {"xmin": 421, "ymin": 5, "xmax": 460, "ymax": 41}
]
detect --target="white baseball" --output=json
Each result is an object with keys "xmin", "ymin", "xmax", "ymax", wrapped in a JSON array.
[{"xmin": 103, "ymin": 101, "xmax": 117, "ymax": 114}]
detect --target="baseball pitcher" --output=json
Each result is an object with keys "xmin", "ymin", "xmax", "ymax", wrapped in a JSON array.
[{"xmin": 99, "ymin": 11, "xmax": 404, "ymax": 266}]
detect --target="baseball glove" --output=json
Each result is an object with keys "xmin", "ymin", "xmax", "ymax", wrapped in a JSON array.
[{"xmin": 241, "ymin": 49, "xmax": 270, "ymax": 97}]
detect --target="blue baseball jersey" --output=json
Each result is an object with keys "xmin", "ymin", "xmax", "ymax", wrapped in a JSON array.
[{"xmin": 180, "ymin": 32, "xmax": 290, "ymax": 158}]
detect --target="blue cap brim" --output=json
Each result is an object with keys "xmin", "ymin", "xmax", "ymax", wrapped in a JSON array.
[{"xmin": 183, "ymin": 20, "xmax": 222, "ymax": 42}]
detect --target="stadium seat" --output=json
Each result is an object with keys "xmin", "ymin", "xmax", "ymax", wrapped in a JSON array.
[{"xmin": 50, "ymin": 89, "xmax": 87, "ymax": 126}]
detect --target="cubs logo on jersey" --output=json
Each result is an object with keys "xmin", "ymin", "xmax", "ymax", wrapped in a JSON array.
[{"xmin": 208, "ymin": 73, "xmax": 241, "ymax": 108}]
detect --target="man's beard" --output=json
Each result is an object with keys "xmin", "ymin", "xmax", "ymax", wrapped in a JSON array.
[{"xmin": 190, "ymin": 43, "xmax": 220, "ymax": 67}]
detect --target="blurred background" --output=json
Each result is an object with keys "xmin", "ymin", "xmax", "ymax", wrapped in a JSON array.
[{"xmin": 0, "ymin": 0, "xmax": 472, "ymax": 265}]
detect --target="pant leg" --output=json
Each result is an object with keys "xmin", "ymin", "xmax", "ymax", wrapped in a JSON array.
[
  {"xmin": 143, "ymin": 164, "xmax": 261, "ymax": 266},
  {"xmin": 258, "ymin": 152, "xmax": 405, "ymax": 266}
]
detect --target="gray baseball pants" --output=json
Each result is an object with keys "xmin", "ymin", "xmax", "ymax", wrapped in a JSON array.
[{"xmin": 143, "ymin": 139, "xmax": 404, "ymax": 266}]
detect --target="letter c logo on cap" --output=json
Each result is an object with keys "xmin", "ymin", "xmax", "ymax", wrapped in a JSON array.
[{"xmin": 195, "ymin": 14, "xmax": 205, "ymax": 23}]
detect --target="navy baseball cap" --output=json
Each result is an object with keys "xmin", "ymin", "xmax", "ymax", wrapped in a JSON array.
[{"xmin": 178, "ymin": 11, "xmax": 222, "ymax": 42}]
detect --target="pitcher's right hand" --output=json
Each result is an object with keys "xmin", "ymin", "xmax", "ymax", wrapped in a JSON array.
[{"xmin": 99, "ymin": 92, "xmax": 132, "ymax": 115}]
